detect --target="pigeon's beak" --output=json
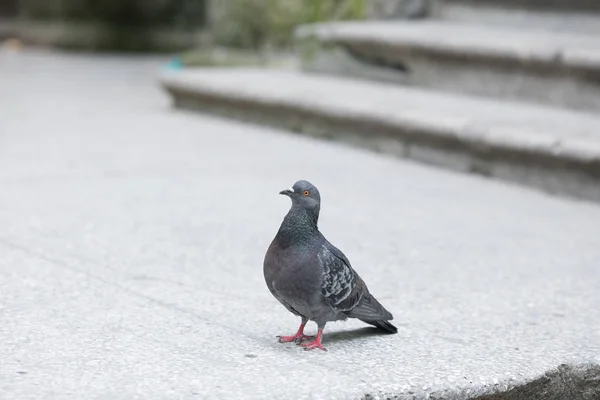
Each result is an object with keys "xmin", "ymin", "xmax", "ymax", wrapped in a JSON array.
[{"xmin": 279, "ymin": 187, "xmax": 294, "ymax": 196}]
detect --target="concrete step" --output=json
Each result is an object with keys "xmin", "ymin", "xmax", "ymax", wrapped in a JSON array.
[
  {"xmin": 295, "ymin": 21, "xmax": 600, "ymax": 112},
  {"xmin": 432, "ymin": 0, "xmax": 600, "ymax": 34},
  {"xmin": 438, "ymin": 0, "xmax": 600, "ymax": 14},
  {"xmin": 160, "ymin": 68, "xmax": 600, "ymax": 203}
]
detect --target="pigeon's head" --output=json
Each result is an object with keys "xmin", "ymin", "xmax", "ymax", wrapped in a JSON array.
[{"xmin": 279, "ymin": 180, "xmax": 321, "ymax": 211}]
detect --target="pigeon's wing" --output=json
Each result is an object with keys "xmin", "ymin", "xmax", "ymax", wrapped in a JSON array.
[
  {"xmin": 318, "ymin": 242, "xmax": 395, "ymax": 323},
  {"xmin": 317, "ymin": 243, "xmax": 366, "ymax": 312}
]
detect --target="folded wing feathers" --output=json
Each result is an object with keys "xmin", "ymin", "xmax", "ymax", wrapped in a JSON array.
[
  {"xmin": 318, "ymin": 244, "xmax": 393, "ymax": 321},
  {"xmin": 318, "ymin": 245, "xmax": 363, "ymax": 311}
]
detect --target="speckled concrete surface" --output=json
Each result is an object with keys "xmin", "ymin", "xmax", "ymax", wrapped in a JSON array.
[{"xmin": 1, "ymin": 50, "xmax": 599, "ymax": 399}]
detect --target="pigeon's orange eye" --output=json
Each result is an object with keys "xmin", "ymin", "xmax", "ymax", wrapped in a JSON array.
[{"xmin": 303, "ymin": 190, "xmax": 310, "ymax": 196}]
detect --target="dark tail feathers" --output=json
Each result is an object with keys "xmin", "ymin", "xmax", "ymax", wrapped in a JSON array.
[
  {"xmin": 346, "ymin": 294, "xmax": 398, "ymax": 334},
  {"xmin": 361, "ymin": 319, "xmax": 398, "ymax": 334}
]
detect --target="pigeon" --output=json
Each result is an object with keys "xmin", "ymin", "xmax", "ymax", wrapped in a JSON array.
[{"xmin": 263, "ymin": 180, "xmax": 397, "ymax": 351}]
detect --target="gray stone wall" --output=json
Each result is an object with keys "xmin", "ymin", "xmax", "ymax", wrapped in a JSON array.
[
  {"xmin": 0, "ymin": 0, "xmax": 18, "ymax": 17},
  {"xmin": 6, "ymin": 0, "xmax": 207, "ymax": 51},
  {"xmin": 17, "ymin": 0, "xmax": 206, "ymax": 28}
]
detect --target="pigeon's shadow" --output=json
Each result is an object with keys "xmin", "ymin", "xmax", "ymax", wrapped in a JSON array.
[{"xmin": 323, "ymin": 327, "xmax": 396, "ymax": 344}]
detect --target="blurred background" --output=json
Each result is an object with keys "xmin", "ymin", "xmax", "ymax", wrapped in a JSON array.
[
  {"xmin": 1, "ymin": 0, "xmax": 600, "ymax": 230},
  {"xmin": 0, "ymin": 0, "xmax": 372, "ymax": 54},
  {"xmin": 1, "ymin": 0, "xmax": 599, "ymax": 217}
]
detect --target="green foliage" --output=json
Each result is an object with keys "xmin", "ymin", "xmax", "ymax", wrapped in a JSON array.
[{"xmin": 213, "ymin": 0, "xmax": 366, "ymax": 50}]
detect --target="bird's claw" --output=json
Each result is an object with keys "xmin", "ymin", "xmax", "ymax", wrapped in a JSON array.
[
  {"xmin": 300, "ymin": 340, "xmax": 327, "ymax": 351},
  {"xmin": 294, "ymin": 335, "xmax": 315, "ymax": 346},
  {"xmin": 294, "ymin": 335, "xmax": 315, "ymax": 344},
  {"xmin": 277, "ymin": 334, "xmax": 314, "ymax": 344}
]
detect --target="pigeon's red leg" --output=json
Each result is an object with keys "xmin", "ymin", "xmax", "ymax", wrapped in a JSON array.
[
  {"xmin": 277, "ymin": 318, "xmax": 314, "ymax": 344},
  {"xmin": 300, "ymin": 329, "xmax": 326, "ymax": 351}
]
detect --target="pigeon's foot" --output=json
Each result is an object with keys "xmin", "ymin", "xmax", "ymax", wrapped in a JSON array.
[
  {"xmin": 300, "ymin": 329, "xmax": 326, "ymax": 351},
  {"xmin": 300, "ymin": 341, "xmax": 326, "ymax": 351},
  {"xmin": 277, "ymin": 334, "xmax": 315, "ymax": 344},
  {"xmin": 277, "ymin": 323, "xmax": 314, "ymax": 344}
]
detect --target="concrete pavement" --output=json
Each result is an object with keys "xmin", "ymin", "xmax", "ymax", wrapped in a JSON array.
[{"xmin": 1, "ymin": 50, "xmax": 600, "ymax": 399}]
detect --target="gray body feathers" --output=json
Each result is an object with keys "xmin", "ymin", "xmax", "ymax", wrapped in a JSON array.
[{"xmin": 263, "ymin": 180, "xmax": 397, "ymax": 334}]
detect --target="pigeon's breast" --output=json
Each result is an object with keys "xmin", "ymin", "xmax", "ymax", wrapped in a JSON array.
[{"xmin": 264, "ymin": 241, "xmax": 322, "ymax": 304}]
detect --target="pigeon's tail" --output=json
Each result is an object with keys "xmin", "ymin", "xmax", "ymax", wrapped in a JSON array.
[
  {"xmin": 362, "ymin": 319, "xmax": 398, "ymax": 334},
  {"xmin": 346, "ymin": 294, "xmax": 398, "ymax": 334}
]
